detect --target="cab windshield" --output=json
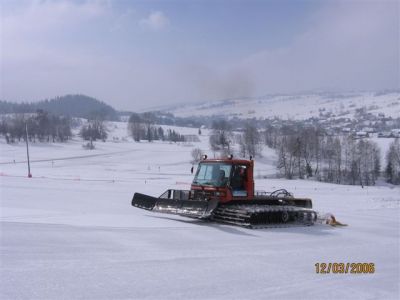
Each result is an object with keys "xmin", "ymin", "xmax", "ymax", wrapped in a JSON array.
[{"xmin": 192, "ymin": 163, "xmax": 232, "ymax": 187}]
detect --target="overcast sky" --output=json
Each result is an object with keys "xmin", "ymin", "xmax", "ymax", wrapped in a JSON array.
[{"xmin": 1, "ymin": 0, "xmax": 399, "ymax": 111}]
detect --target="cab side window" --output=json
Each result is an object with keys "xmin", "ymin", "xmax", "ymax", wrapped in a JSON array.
[{"xmin": 231, "ymin": 165, "xmax": 247, "ymax": 190}]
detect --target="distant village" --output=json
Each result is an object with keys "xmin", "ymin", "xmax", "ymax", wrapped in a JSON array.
[{"xmin": 263, "ymin": 106, "xmax": 400, "ymax": 140}]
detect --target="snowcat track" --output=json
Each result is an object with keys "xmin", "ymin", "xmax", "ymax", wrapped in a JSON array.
[{"xmin": 211, "ymin": 205, "xmax": 317, "ymax": 228}]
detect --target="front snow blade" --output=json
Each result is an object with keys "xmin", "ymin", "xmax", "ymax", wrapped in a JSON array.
[
  {"xmin": 132, "ymin": 193, "xmax": 158, "ymax": 210},
  {"xmin": 132, "ymin": 192, "xmax": 219, "ymax": 218}
]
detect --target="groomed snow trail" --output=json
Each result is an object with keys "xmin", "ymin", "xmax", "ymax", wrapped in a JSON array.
[{"xmin": 1, "ymin": 126, "xmax": 399, "ymax": 299}]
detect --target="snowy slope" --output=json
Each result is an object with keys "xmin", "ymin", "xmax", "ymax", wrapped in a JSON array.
[
  {"xmin": 169, "ymin": 91, "xmax": 400, "ymax": 120},
  {"xmin": 1, "ymin": 122, "xmax": 399, "ymax": 299}
]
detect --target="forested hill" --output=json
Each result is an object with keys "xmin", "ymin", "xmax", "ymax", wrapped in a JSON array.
[{"xmin": 0, "ymin": 95, "xmax": 119, "ymax": 120}]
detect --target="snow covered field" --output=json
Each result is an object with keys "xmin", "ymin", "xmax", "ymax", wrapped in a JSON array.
[{"xmin": 1, "ymin": 123, "xmax": 399, "ymax": 299}]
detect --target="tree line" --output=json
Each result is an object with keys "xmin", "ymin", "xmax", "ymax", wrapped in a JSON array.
[
  {"xmin": 128, "ymin": 113, "xmax": 185, "ymax": 142},
  {"xmin": 208, "ymin": 120, "xmax": 399, "ymax": 186},
  {"xmin": 0, "ymin": 95, "xmax": 119, "ymax": 121},
  {"xmin": 385, "ymin": 139, "xmax": 400, "ymax": 184},
  {"xmin": 0, "ymin": 110, "xmax": 72, "ymax": 143},
  {"xmin": 274, "ymin": 131, "xmax": 380, "ymax": 186},
  {"xmin": 266, "ymin": 126, "xmax": 400, "ymax": 186},
  {"xmin": 209, "ymin": 120, "xmax": 262, "ymax": 158},
  {"xmin": 79, "ymin": 118, "xmax": 108, "ymax": 148}
]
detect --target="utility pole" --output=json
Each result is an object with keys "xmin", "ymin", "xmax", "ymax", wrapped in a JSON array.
[{"xmin": 25, "ymin": 123, "xmax": 32, "ymax": 178}]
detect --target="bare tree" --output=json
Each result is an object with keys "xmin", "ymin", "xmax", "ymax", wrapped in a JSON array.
[
  {"xmin": 80, "ymin": 119, "xmax": 107, "ymax": 143},
  {"xmin": 142, "ymin": 112, "xmax": 155, "ymax": 142},
  {"xmin": 385, "ymin": 138, "xmax": 400, "ymax": 184},
  {"xmin": 242, "ymin": 122, "xmax": 261, "ymax": 157},
  {"xmin": 191, "ymin": 148, "xmax": 204, "ymax": 164},
  {"xmin": 209, "ymin": 120, "xmax": 232, "ymax": 154},
  {"xmin": 276, "ymin": 136, "xmax": 297, "ymax": 179},
  {"xmin": 128, "ymin": 113, "xmax": 144, "ymax": 142}
]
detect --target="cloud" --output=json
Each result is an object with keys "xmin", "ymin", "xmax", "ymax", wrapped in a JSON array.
[
  {"xmin": 0, "ymin": 0, "xmax": 114, "ymax": 101},
  {"xmin": 1, "ymin": 0, "xmax": 111, "ymax": 64},
  {"xmin": 1, "ymin": 0, "xmax": 398, "ymax": 110},
  {"xmin": 238, "ymin": 1, "xmax": 399, "ymax": 94},
  {"xmin": 139, "ymin": 11, "xmax": 170, "ymax": 31},
  {"xmin": 2, "ymin": 0, "xmax": 108, "ymax": 38}
]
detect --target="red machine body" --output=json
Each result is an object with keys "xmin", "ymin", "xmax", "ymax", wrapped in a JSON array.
[
  {"xmin": 190, "ymin": 158, "xmax": 255, "ymax": 203},
  {"xmin": 132, "ymin": 156, "xmax": 321, "ymax": 227}
]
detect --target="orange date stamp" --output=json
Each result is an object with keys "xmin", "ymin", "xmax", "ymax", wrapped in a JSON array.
[{"xmin": 315, "ymin": 263, "xmax": 375, "ymax": 274}]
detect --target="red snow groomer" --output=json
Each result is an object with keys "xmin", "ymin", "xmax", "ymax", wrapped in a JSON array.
[{"xmin": 132, "ymin": 156, "xmax": 343, "ymax": 228}]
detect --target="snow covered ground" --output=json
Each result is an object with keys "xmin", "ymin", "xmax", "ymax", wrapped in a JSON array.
[{"xmin": 1, "ymin": 122, "xmax": 399, "ymax": 299}]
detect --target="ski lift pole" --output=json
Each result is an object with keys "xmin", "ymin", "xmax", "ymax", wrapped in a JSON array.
[{"xmin": 25, "ymin": 123, "xmax": 32, "ymax": 178}]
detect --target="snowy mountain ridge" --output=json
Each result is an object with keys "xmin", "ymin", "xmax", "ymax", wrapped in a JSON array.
[{"xmin": 167, "ymin": 91, "xmax": 400, "ymax": 120}]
